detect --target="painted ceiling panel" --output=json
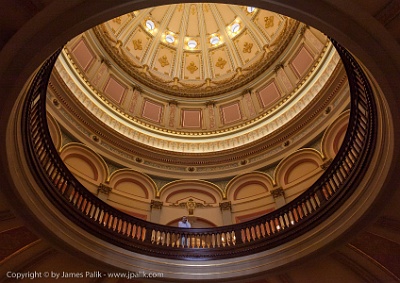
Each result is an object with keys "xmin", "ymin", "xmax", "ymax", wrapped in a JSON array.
[{"xmin": 71, "ymin": 39, "xmax": 94, "ymax": 71}]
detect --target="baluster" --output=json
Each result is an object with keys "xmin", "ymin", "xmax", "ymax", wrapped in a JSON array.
[
  {"xmin": 161, "ymin": 231, "xmax": 165, "ymax": 245},
  {"xmin": 211, "ymin": 233, "xmax": 216, "ymax": 248},
  {"xmin": 313, "ymin": 193, "xmax": 321, "ymax": 207},
  {"xmin": 84, "ymin": 201, "xmax": 91, "ymax": 216},
  {"xmin": 265, "ymin": 221, "xmax": 271, "ymax": 235},
  {"xmin": 255, "ymin": 225, "xmax": 261, "ymax": 239},
  {"xmin": 171, "ymin": 233, "xmax": 176, "ymax": 247},
  {"xmin": 328, "ymin": 179, "xmax": 337, "ymax": 192},
  {"xmin": 231, "ymin": 231, "xmax": 236, "ymax": 245},
  {"xmin": 141, "ymin": 227, "xmax": 146, "ymax": 241},
  {"xmin": 279, "ymin": 215, "xmax": 285, "ymax": 230},
  {"xmin": 106, "ymin": 214, "xmax": 112, "ymax": 229},
  {"xmin": 302, "ymin": 203, "xmax": 308, "ymax": 216},
  {"xmin": 306, "ymin": 199, "xmax": 313, "ymax": 213},
  {"xmin": 260, "ymin": 223, "xmax": 266, "ymax": 237},
  {"xmin": 176, "ymin": 234, "xmax": 181, "ymax": 248},
  {"xmin": 111, "ymin": 215, "xmax": 117, "ymax": 231},
  {"xmin": 121, "ymin": 221, "xmax": 127, "ymax": 235},
  {"xmin": 322, "ymin": 187, "xmax": 329, "ymax": 199},
  {"xmin": 284, "ymin": 213, "xmax": 290, "ymax": 227},
  {"xmin": 226, "ymin": 232, "xmax": 231, "ymax": 246},
  {"xmin": 241, "ymin": 229, "xmax": 246, "ymax": 243},
  {"xmin": 270, "ymin": 220, "xmax": 276, "ymax": 233},
  {"xmin": 127, "ymin": 223, "xmax": 132, "ymax": 237},
  {"xmin": 132, "ymin": 225, "xmax": 137, "ymax": 238},
  {"xmin": 216, "ymin": 233, "xmax": 221, "ymax": 247},
  {"xmin": 275, "ymin": 218, "xmax": 281, "ymax": 231},
  {"xmin": 191, "ymin": 234, "xmax": 196, "ymax": 248},
  {"xmin": 206, "ymin": 234, "xmax": 211, "ymax": 248},
  {"xmin": 201, "ymin": 234, "xmax": 206, "ymax": 248},
  {"xmin": 221, "ymin": 233, "xmax": 226, "ymax": 247},
  {"xmin": 165, "ymin": 232, "xmax": 171, "ymax": 247},
  {"xmin": 289, "ymin": 210, "xmax": 295, "ymax": 225},
  {"xmin": 151, "ymin": 230, "xmax": 156, "ymax": 243},
  {"xmin": 250, "ymin": 226, "xmax": 256, "ymax": 241},
  {"xmin": 93, "ymin": 207, "xmax": 100, "ymax": 222},
  {"xmin": 245, "ymin": 228, "xmax": 251, "ymax": 242},
  {"xmin": 156, "ymin": 230, "xmax": 161, "ymax": 245},
  {"xmin": 196, "ymin": 234, "xmax": 201, "ymax": 248},
  {"xmin": 102, "ymin": 212, "xmax": 109, "ymax": 226},
  {"xmin": 136, "ymin": 226, "xmax": 142, "ymax": 240},
  {"xmin": 310, "ymin": 196, "xmax": 317, "ymax": 210},
  {"xmin": 297, "ymin": 205, "xmax": 304, "ymax": 219}
]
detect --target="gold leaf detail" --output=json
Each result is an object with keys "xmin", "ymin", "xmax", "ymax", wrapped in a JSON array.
[
  {"xmin": 132, "ymin": 39, "xmax": 143, "ymax": 50},
  {"xmin": 187, "ymin": 61, "xmax": 198, "ymax": 74},
  {"xmin": 243, "ymin": 42, "xmax": 253, "ymax": 53},
  {"xmin": 113, "ymin": 17, "xmax": 122, "ymax": 24},
  {"xmin": 264, "ymin": 16, "xmax": 274, "ymax": 28},
  {"xmin": 158, "ymin": 55, "xmax": 170, "ymax": 67},
  {"xmin": 215, "ymin": 57, "xmax": 227, "ymax": 69}
]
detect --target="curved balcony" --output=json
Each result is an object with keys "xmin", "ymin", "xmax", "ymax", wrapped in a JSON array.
[{"xmin": 21, "ymin": 39, "xmax": 376, "ymax": 261}]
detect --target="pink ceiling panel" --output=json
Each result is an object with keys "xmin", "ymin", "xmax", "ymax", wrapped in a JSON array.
[
  {"xmin": 182, "ymin": 109, "xmax": 202, "ymax": 128},
  {"xmin": 71, "ymin": 39, "xmax": 94, "ymax": 71},
  {"xmin": 290, "ymin": 46, "xmax": 314, "ymax": 77},
  {"xmin": 258, "ymin": 81, "xmax": 281, "ymax": 108},
  {"xmin": 104, "ymin": 77, "xmax": 126, "ymax": 104},
  {"xmin": 142, "ymin": 100, "xmax": 163, "ymax": 123},
  {"xmin": 221, "ymin": 102, "xmax": 242, "ymax": 124}
]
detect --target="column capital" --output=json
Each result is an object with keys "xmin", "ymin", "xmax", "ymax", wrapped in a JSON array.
[
  {"xmin": 219, "ymin": 201, "xmax": 232, "ymax": 211},
  {"xmin": 271, "ymin": 187, "xmax": 285, "ymax": 199},
  {"xmin": 98, "ymin": 183, "xmax": 112, "ymax": 195},
  {"xmin": 150, "ymin": 200, "xmax": 164, "ymax": 210}
]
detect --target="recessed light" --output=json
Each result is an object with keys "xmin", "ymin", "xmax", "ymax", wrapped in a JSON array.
[
  {"xmin": 166, "ymin": 34, "xmax": 175, "ymax": 43},
  {"xmin": 188, "ymin": 40, "xmax": 197, "ymax": 48},
  {"xmin": 145, "ymin": 20, "xmax": 155, "ymax": 30},
  {"xmin": 210, "ymin": 36, "xmax": 220, "ymax": 45},
  {"xmin": 231, "ymin": 23, "xmax": 240, "ymax": 33}
]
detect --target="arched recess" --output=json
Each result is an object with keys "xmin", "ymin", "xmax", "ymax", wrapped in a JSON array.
[
  {"xmin": 322, "ymin": 110, "xmax": 350, "ymax": 160},
  {"xmin": 46, "ymin": 112, "xmax": 62, "ymax": 151},
  {"xmin": 158, "ymin": 180, "xmax": 223, "ymax": 226},
  {"xmin": 60, "ymin": 143, "xmax": 109, "ymax": 194},
  {"xmin": 226, "ymin": 172, "xmax": 275, "ymax": 223},
  {"xmin": 105, "ymin": 169, "xmax": 156, "ymax": 219},
  {"xmin": 275, "ymin": 149, "xmax": 324, "ymax": 202}
]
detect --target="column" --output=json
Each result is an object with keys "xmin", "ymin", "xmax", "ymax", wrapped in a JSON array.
[
  {"xmin": 271, "ymin": 188, "xmax": 286, "ymax": 209},
  {"xmin": 97, "ymin": 183, "xmax": 112, "ymax": 202},
  {"xmin": 219, "ymin": 201, "xmax": 232, "ymax": 225},
  {"xmin": 150, "ymin": 200, "xmax": 163, "ymax": 223}
]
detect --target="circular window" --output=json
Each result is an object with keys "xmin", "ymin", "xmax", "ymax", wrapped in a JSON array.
[
  {"xmin": 231, "ymin": 23, "xmax": 240, "ymax": 33},
  {"xmin": 145, "ymin": 20, "xmax": 155, "ymax": 30},
  {"xmin": 210, "ymin": 36, "xmax": 220, "ymax": 45},
  {"xmin": 188, "ymin": 40, "xmax": 197, "ymax": 48},
  {"xmin": 166, "ymin": 34, "xmax": 175, "ymax": 43},
  {"xmin": 247, "ymin": 6, "xmax": 255, "ymax": 13}
]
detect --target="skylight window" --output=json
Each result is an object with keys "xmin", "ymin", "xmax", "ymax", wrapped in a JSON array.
[
  {"xmin": 210, "ymin": 36, "xmax": 220, "ymax": 45},
  {"xmin": 188, "ymin": 40, "xmax": 197, "ymax": 48},
  {"xmin": 231, "ymin": 23, "xmax": 240, "ymax": 33},
  {"xmin": 247, "ymin": 6, "xmax": 255, "ymax": 13},
  {"xmin": 166, "ymin": 34, "xmax": 175, "ymax": 43},
  {"xmin": 145, "ymin": 20, "xmax": 155, "ymax": 30}
]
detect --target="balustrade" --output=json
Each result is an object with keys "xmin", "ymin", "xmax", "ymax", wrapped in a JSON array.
[{"xmin": 21, "ymin": 40, "xmax": 376, "ymax": 260}]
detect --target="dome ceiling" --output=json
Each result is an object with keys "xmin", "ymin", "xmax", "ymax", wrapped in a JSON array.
[
  {"xmin": 93, "ymin": 4, "xmax": 299, "ymax": 98},
  {"xmin": 50, "ymin": 3, "xmax": 349, "ymax": 179}
]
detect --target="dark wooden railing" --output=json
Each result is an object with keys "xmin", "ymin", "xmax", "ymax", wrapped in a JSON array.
[{"xmin": 22, "ymin": 40, "xmax": 376, "ymax": 260}]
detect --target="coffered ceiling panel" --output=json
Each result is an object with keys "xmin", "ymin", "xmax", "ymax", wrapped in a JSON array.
[{"xmin": 71, "ymin": 39, "xmax": 94, "ymax": 71}]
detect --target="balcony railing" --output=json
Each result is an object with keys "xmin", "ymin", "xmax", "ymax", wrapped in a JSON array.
[{"xmin": 22, "ymin": 40, "xmax": 376, "ymax": 260}]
